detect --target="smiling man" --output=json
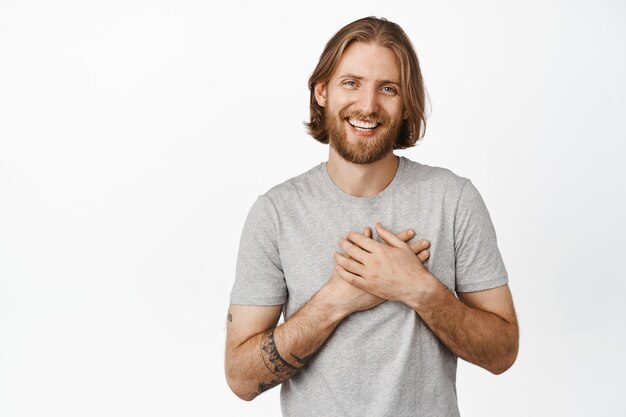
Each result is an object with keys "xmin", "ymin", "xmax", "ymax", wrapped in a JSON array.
[{"xmin": 225, "ymin": 16, "xmax": 518, "ymax": 417}]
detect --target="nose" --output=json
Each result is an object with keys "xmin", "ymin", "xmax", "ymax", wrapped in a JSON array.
[{"xmin": 355, "ymin": 86, "xmax": 379, "ymax": 116}]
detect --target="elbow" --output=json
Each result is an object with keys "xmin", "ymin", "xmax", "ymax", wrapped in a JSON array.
[
  {"xmin": 232, "ymin": 388, "xmax": 257, "ymax": 402},
  {"xmin": 226, "ymin": 372, "xmax": 258, "ymax": 402},
  {"xmin": 488, "ymin": 356, "xmax": 516, "ymax": 375},
  {"xmin": 488, "ymin": 338, "xmax": 519, "ymax": 375},
  {"xmin": 489, "ymin": 318, "xmax": 519, "ymax": 375},
  {"xmin": 225, "ymin": 356, "xmax": 259, "ymax": 402}
]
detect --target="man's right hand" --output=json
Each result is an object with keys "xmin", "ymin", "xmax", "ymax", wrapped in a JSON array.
[{"xmin": 324, "ymin": 227, "xmax": 430, "ymax": 316}]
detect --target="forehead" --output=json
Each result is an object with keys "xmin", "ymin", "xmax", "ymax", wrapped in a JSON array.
[{"xmin": 332, "ymin": 41, "xmax": 400, "ymax": 82}]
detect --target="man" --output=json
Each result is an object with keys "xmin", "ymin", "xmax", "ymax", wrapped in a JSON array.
[{"xmin": 225, "ymin": 16, "xmax": 518, "ymax": 417}]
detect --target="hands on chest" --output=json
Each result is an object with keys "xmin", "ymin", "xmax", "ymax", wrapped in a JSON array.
[{"xmin": 329, "ymin": 222, "xmax": 438, "ymax": 315}]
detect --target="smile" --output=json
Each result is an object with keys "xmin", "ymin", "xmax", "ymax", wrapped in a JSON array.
[{"xmin": 347, "ymin": 118, "xmax": 380, "ymax": 131}]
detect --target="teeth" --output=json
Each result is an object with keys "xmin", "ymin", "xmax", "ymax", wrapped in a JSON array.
[{"xmin": 348, "ymin": 118, "xmax": 378, "ymax": 129}]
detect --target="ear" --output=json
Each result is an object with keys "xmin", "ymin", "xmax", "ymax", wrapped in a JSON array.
[{"xmin": 314, "ymin": 82, "xmax": 327, "ymax": 107}]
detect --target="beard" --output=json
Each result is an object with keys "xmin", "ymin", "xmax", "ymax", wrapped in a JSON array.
[{"xmin": 325, "ymin": 106, "xmax": 402, "ymax": 165}]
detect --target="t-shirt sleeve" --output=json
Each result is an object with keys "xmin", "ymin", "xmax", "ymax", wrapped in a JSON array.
[
  {"xmin": 229, "ymin": 195, "xmax": 287, "ymax": 305},
  {"xmin": 453, "ymin": 179, "xmax": 508, "ymax": 293}
]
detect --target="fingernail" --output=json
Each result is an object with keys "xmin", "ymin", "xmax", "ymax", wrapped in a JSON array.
[{"xmin": 408, "ymin": 230, "xmax": 414, "ymax": 236}]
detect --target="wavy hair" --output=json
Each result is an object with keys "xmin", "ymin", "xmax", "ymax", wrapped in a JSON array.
[{"xmin": 305, "ymin": 17, "xmax": 429, "ymax": 148}]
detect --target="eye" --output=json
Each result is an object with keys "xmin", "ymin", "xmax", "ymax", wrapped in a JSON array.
[
  {"xmin": 381, "ymin": 86, "xmax": 398, "ymax": 95},
  {"xmin": 342, "ymin": 80, "xmax": 358, "ymax": 88}
]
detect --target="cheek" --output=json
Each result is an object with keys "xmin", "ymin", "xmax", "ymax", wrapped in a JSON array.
[
  {"xmin": 327, "ymin": 94, "xmax": 354, "ymax": 112},
  {"xmin": 385, "ymin": 98, "xmax": 404, "ymax": 118}
]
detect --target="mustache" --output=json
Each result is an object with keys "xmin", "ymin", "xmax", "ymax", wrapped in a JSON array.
[{"xmin": 338, "ymin": 109, "xmax": 388, "ymax": 125}]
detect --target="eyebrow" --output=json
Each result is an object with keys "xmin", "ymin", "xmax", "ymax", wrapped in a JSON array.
[{"xmin": 337, "ymin": 73, "xmax": 400, "ymax": 87}]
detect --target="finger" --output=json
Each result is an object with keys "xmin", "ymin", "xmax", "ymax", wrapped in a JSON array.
[
  {"xmin": 344, "ymin": 228, "xmax": 371, "ymax": 261},
  {"xmin": 417, "ymin": 249, "xmax": 430, "ymax": 263},
  {"xmin": 409, "ymin": 239, "xmax": 430, "ymax": 254},
  {"xmin": 335, "ymin": 264, "xmax": 367, "ymax": 288},
  {"xmin": 375, "ymin": 223, "xmax": 407, "ymax": 249},
  {"xmin": 333, "ymin": 251, "xmax": 366, "ymax": 277},
  {"xmin": 338, "ymin": 238, "xmax": 369, "ymax": 264},
  {"xmin": 345, "ymin": 230, "xmax": 381, "ymax": 253},
  {"xmin": 395, "ymin": 229, "xmax": 415, "ymax": 243}
]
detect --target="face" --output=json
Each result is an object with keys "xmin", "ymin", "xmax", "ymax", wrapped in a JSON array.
[{"xmin": 315, "ymin": 41, "xmax": 405, "ymax": 164}]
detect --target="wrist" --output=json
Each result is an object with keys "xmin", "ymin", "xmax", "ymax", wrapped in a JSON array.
[
  {"xmin": 309, "ymin": 284, "xmax": 351, "ymax": 325},
  {"xmin": 311, "ymin": 278, "xmax": 355, "ymax": 326},
  {"xmin": 403, "ymin": 272, "xmax": 447, "ymax": 313}
]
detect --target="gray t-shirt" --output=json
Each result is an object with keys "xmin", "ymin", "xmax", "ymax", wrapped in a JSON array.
[{"xmin": 230, "ymin": 156, "xmax": 508, "ymax": 417}]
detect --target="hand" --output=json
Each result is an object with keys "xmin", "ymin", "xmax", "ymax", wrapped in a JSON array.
[
  {"xmin": 333, "ymin": 223, "xmax": 437, "ymax": 304},
  {"xmin": 325, "ymin": 226, "xmax": 431, "ymax": 316}
]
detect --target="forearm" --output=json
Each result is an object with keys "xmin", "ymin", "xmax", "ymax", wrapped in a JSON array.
[
  {"xmin": 407, "ymin": 277, "xmax": 519, "ymax": 374},
  {"xmin": 226, "ymin": 290, "xmax": 347, "ymax": 400}
]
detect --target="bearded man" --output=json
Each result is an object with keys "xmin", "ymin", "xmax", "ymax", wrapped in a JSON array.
[{"xmin": 225, "ymin": 16, "xmax": 519, "ymax": 417}]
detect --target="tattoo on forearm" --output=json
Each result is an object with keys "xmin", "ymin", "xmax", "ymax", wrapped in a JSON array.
[
  {"xmin": 290, "ymin": 353, "xmax": 311, "ymax": 366},
  {"xmin": 227, "ymin": 312, "xmax": 232, "ymax": 322},
  {"xmin": 260, "ymin": 330, "xmax": 302, "ymax": 379}
]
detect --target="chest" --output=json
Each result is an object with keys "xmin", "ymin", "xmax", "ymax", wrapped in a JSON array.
[{"xmin": 276, "ymin": 197, "xmax": 457, "ymax": 316}]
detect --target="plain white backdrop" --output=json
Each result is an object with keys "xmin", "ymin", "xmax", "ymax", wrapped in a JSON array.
[{"xmin": 1, "ymin": 0, "xmax": 625, "ymax": 416}]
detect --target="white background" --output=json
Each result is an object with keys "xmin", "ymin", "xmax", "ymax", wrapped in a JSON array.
[{"xmin": 1, "ymin": 0, "xmax": 625, "ymax": 416}]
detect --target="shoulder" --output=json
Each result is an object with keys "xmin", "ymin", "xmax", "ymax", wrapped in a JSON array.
[
  {"xmin": 251, "ymin": 163, "xmax": 324, "ymax": 214},
  {"xmin": 401, "ymin": 156, "xmax": 469, "ymax": 194}
]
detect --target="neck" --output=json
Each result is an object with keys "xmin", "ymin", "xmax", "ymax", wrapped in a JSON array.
[{"xmin": 326, "ymin": 148, "xmax": 399, "ymax": 197}]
